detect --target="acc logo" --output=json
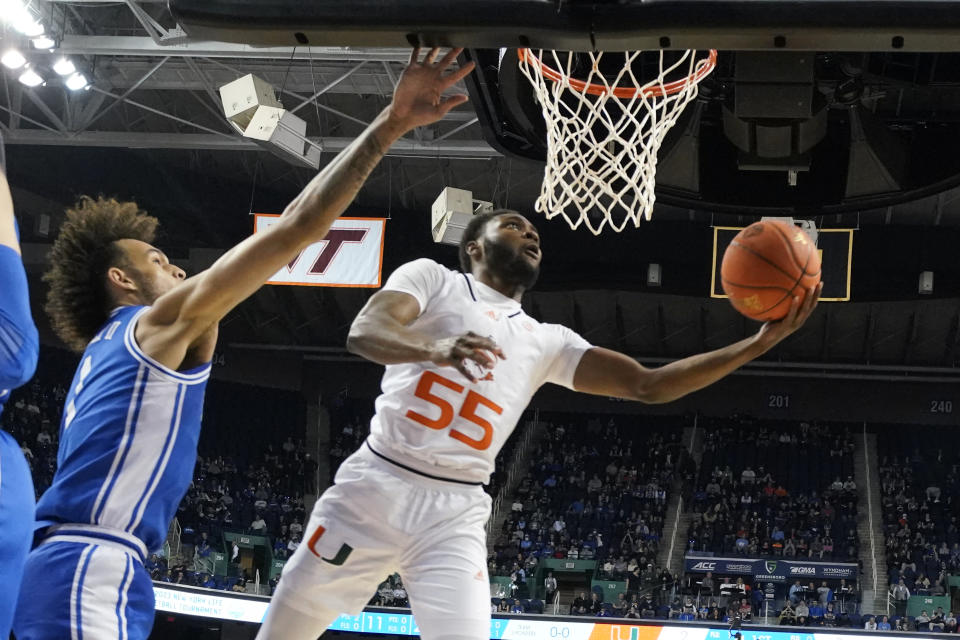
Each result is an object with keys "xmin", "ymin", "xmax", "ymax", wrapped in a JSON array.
[
  {"xmin": 765, "ymin": 561, "xmax": 778, "ymax": 573},
  {"xmin": 790, "ymin": 566, "xmax": 816, "ymax": 575},
  {"xmin": 692, "ymin": 561, "xmax": 717, "ymax": 571}
]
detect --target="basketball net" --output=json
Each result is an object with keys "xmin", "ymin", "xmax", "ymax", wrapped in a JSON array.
[{"xmin": 518, "ymin": 48, "xmax": 717, "ymax": 235}]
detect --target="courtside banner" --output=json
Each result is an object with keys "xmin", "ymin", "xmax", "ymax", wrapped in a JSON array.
[
  {"xmin": 153, "ymin": 585, "xmax": 912, "ymax": 639},
  {"xmin": 253, "ymin": 215, "xmax": 386, "ymax": 287},
  {"xmin": 685, "ymin": 556, "xmax": 857, "ymax": 582}
]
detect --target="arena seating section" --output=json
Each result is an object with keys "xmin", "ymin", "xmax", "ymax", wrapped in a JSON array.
[
  {"xmin": 10, "ymin": 352, "xmax": 959, "ymax": 630},
  {"xmin": 687, "ymin": 418, "xmax": 860, "ymax": 562},
  {"xmin": 878, "ymin": 423, "xmax": 957, "ymax": 598},
  {"xmin": 489, "ymin": 413, "xmax": 688, "ymax": 616}
]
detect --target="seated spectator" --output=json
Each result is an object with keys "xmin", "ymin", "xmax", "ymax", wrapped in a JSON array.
[
  {"xmin": 877, "ymin": 615, "xmax": 891, "ymax": 630},
  {"xmin": 916, "ymin": 610, "xmax": 931, "ymax": 631},
  {"xmin": 864, "ymin": 616, "xmax": 877, "ymax": 630},
  {"xmin": 822, "ymin": 603, "xmax": 837, "ymax": 626},
  {"xmin": 376, "ymin": 581, "xmax": 394, "ymax": 606},
  {"xmin": 639, "ymin": 596, "xmax": 656, "ymax": 618},
  {"xmin": 624, "ymin": 604, "xmax": 641, "ymax": 619},
  {"xmin": 612, "ymin": 593, "xmax": 628, "ymax": 616},
  {"xmin": 795, "ymin": 600, "xmax": 809, "ymax": 620},
  {"xmin": 930, "ymin": 607, "xmax": 946, "ymax": 631},
  {"xmin": 571, "ymin": 592, "xmax": 589, "ymax": 616},
  {"xmin": 808, "ymin": 601, "xmax": 824, "ymax": 620},
  {"xmin": 945, "ymin": 611, "xmax": 957, "ymax": 633},
  {"xmin": 589, "ymin": 593, "xmax": 602, "ymax": 616},
  {"xmin": 779, "ymin": 602, "xmax": 796, "ymax": 625},
  {"xmin": 668, "ymin": 598, "xmax": 682, "ymax": 619}
]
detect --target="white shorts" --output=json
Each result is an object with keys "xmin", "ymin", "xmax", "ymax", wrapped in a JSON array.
[{"xmin": 275, "ymin": 443, "xmax": 492, "ymax": 640}]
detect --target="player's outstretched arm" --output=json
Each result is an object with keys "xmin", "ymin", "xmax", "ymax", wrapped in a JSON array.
[
  {"xmin": 573, "ymin": 284, "xmax": 821, "ymax": 404},
  {"xmin": 140, "ymin": 48, "xmax": 475, "ymax": 358},
  {"xmin": 347, "ymin": 289, "xmax": 504, "ymax": 383},
  {"xmin": 0, "ymin": 151, "xmax": 40, "ymax": 390}
]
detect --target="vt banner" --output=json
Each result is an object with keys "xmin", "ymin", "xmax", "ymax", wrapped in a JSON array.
[{"xmin": 254, "ymin": 215, "xmax": 386, "ymax": 287}]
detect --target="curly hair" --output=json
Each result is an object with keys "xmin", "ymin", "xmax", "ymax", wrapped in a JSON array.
[{"xmin": 44, "ymin": 196, "xmax": 158, "ymax": 352}]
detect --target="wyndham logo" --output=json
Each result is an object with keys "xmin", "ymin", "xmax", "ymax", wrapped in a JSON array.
[{"xmin": 765, "ymin": 561, "xmax": 778, "ymax": 573}]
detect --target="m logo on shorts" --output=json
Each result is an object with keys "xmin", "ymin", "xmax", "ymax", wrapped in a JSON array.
[{"xmin": 307, "ymin": 525, "xmax": 354, "ymax": 566}]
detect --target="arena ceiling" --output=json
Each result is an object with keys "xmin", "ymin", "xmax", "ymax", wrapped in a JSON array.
[{"xmin": 2, "ymin": 1, "xmax": 960, "ymax": 375}]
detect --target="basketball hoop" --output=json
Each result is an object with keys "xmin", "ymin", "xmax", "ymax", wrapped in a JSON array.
[{"xmin": 518, "ymin": 48, "xmax": 718, "ymax": 234}]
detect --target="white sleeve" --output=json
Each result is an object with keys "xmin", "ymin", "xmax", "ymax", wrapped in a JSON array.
[
  {"xmin": 541, "ymin": 324, "xmax": 593, "ymax": 391},
  {"xmin": 380, "ymin": 258, "xmax": 448, "ymax": 315}
]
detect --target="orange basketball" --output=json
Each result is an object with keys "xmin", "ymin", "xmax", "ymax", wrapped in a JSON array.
[{"xmin": 721, "ymin": 220, "xmax": 822, "ymax": 322}]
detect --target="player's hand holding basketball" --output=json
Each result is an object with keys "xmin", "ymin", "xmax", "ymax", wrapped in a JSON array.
[
  {"xmin": 755, "ymin": 282, "xmax": 823, "ymax": 349},
  {"xmin": 428, "ymin": 331, "xmax": 505, "ymax": 383},
  {"xmin": 387, "ymin": 47, "xmax": 476, "ymax": 132}
]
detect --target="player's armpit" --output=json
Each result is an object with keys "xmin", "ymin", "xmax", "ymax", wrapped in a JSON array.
[{"xmin": 571, "ymin": 347, "xmax": 662, "ymax": 404}]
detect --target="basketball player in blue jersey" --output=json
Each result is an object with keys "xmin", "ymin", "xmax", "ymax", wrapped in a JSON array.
[
  {"xmin": 0, "ymin": 136, "xmax": 41, "ymax": 639},
  {"xmin": 12, "ymin": 47, "xmax": 475, "ymax": 640}
]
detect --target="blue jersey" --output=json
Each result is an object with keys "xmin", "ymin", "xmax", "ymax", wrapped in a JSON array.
[
  {"xmin": 36, "ymin": 305, "xmax": 210, "ymax": 552},
  {"xmin": 0, "ymin": 243, "xmax": 39, "ymax": 418}
]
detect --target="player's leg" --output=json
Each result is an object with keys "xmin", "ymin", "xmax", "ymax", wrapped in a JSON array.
[
  {"xmin": 0, "ymin": 431, "xmax": 34, "ymax": 637},
  {"xmin": 256, "ymin": 451, "xmax": 404, "ymax": 640},
  {"xmin": 14, "ymin": 540, "xmax": 154, "ymax": 640},
  {"xmin": 257, "ymin": 535, "xmax": 395, "ymax": 640},
  {"xmin": 399, "ymin": 490, "xmax": 493, "ymax": 640}
]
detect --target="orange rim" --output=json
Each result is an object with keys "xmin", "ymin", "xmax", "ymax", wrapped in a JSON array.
[{"xmin": 518, "ymin": 48, "xmax": 718, "ymax": 98}]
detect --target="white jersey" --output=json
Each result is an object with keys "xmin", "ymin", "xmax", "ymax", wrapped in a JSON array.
[{"xmin": 367, "ymin": 258, "xmax": 592, "ymax": 484}]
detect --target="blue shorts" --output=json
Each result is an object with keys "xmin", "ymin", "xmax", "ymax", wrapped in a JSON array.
[
  {"xmin": 0, "ymin": 430, "xmax": 34, "ymax": 638},
  {"xmin": 14, "ymin": 533, "xmax": 155, "ymax": 640}
]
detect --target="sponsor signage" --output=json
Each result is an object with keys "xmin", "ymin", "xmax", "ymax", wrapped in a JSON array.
[
  {"xmin": 254, "ymin": 215, "xmax": 386, "ymax": 287},
  {"xmin": 154, "ymin": 583, "xmax": 913, "ymax": 639},
  {"xmin": 684, "ymin": 556, "xmax": 857, "ymax": 582}
]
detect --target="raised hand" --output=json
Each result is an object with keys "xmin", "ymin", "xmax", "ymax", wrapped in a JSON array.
[
  {"xmin": 387, "ymin": 47, "xmax": 476, "ymax": 133},
  {"xmin": 756, "ymin": 282, "xmax": 823, "ymax": 349},
  {"xmin": 428, "ymin": 331, "xmax": 506, "ymax": 383}
]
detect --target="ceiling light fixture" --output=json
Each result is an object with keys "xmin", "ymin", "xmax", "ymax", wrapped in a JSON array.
[
  {"xmin": 18, "ymin": 68, "xmax": 44, "ymax": 87},
  {"xmin": 65, "ymin": 72, "xmax": 89, "ymax": 91},
  {"xmin": 31, "ymin": 35, "xmax": 55, "ymax": 50},
  {"xmin": 53, "ymin": 58, "xmax": 75, "ymax": 76},
  {"xmin": 1, "ymin": 49, "xmax": 26, "ymax": 70}
]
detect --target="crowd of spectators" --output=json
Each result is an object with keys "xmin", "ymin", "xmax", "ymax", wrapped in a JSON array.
[
  {"xmin": 878, "ymin": 424, "xmax": 960, "ymax": 610},
  {"xmin": 370, "ymin": 575, "xmax": 411, "ymax": 608},
  {"xmin": 686, "ymin": 419, "xmax": 859, "ymax": 562},
  {"xmin": 488, "ymin": 414, "xmax": 688, "ymax": 614},
  {"xmin": 146, "ymin": 553, "xmax": 255, "ymax": 593}
]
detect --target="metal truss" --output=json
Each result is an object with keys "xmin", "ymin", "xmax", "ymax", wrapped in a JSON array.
[{"xmin": 0, "ymin": 1, "xmax": 494, "ymax": 159}]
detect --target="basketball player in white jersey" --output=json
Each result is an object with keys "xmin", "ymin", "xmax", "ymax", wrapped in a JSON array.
[
  {"xmin": 258, "ymin": 219, "xmax": 821, "ymax": 637},
  {"xmin": 13, "ymin": 48, "xmax": 475, "ymax": 640}
]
